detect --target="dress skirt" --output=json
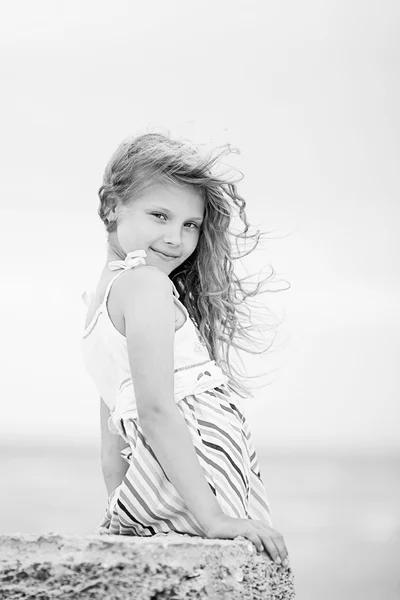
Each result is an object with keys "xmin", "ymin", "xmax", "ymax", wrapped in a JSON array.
[{"xmin": 99, "ymin": 383, "xmax": 273, "ymax": 536}]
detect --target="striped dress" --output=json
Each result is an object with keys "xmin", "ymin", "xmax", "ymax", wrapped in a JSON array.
[{"xmin": 82, "ymin": 250, "xmax": 273, "ymax": 536}]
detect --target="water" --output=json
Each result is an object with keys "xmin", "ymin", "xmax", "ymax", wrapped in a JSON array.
[{"xmin": 1, "ymin": 441, "xmax": 399, "ymax": 600}]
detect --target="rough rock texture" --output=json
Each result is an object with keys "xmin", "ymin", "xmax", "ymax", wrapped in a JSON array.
[{"xmin": 0, "ymin": 532, "xmax": 295, "ymax": 599}]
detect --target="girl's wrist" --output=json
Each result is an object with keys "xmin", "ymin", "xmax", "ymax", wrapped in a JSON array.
[{"xmin": 202, "ymin": 511, "xmax": 226, "ymax": 537}]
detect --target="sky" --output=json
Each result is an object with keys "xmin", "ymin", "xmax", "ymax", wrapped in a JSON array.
[{"xmin": 0, "ymin": 0, "xmax": 399, "ymax": 452}]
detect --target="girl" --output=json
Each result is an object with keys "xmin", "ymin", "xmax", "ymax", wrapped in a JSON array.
[{"xmin": 82, "ymin": 133, "xmax": 289, "ymax": 567}]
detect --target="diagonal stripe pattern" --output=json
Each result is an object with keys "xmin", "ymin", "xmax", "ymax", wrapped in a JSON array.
[{"xmin": 99, "ymin": 385, "xmax": 273, "ymax": 536}]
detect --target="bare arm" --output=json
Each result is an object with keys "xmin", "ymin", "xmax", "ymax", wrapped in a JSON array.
[
  {"xmin": 100, "ymin": 397, "xmax": 129, "ymax": 496},
  {"xmin": 116, "ymin": 267, "xmax": 224, "ymax": 534}
]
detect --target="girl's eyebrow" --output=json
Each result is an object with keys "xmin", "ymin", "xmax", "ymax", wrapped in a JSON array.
[{"xmin": 149, "ymin": 205, "xmax": 204, "ymax": 223}]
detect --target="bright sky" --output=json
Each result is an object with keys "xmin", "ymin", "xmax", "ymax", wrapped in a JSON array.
[{"xmin": 1, "ymin": 0, "xmax": 399, "ymax": 452}]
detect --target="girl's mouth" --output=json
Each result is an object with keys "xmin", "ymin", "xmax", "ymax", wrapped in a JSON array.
[{"xmin": 150, "ymin": 248, "xmax": 178, "ymax": 261}]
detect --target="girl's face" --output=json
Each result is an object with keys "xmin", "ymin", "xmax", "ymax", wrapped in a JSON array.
[{"xmin": 110, "ymin": 182, "xmax": 205, "ymax": 275}]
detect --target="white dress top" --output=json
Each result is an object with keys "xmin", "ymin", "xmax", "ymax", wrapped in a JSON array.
[{"xmin": 81, "ymin": 249, "xmax": 229, "ymax": 436}]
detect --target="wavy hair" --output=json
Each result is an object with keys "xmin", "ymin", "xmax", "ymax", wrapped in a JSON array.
[{"xmin": 98, "ymin": 133, "xmax": 289, "ymax": 397}]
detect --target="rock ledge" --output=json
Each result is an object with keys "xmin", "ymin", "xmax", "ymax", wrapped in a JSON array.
[{"xmin": 0, "ymin": 532, "xmax": 295, "ymax": 599}]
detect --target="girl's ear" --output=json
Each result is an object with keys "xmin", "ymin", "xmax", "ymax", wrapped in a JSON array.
[
  {"xmin": 108, "ymin": 207, "xmax": 117, "ymax": 221},
  {"xmin": 107, "ymin": 203, "xmax": 119, "ymax": 223}
]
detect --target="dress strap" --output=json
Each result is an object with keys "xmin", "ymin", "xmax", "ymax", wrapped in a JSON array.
[
  {"xmin": 108, "ymin": 249, "xmax": 147, "ymax": 271},
  {"xmin": 102, "ymin": 270, "xmax": 127, "ymax": 311}
]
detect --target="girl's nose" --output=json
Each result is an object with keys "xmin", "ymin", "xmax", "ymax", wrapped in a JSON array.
[{"xmin": 163, "ymin": 227, "xmax": 182, "ymax": 246}]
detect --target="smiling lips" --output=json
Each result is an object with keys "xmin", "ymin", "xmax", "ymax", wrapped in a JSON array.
[{"xmin": 151, "ymin": 248, "xmax": 180, "ymax": 259}]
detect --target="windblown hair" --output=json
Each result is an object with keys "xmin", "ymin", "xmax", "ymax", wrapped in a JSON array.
[{"xmin": 98, "ymin": 132, "xmax": 289, "ymax": 397}]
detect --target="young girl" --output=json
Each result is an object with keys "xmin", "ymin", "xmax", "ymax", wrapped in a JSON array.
[{"xmin": 82, "ymin": 133, "xmax": 289, "ymax": 568}]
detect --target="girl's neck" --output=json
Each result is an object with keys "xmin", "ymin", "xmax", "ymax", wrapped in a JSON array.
[{"xmin": 106, "ymin": 233, "xmax": 126, "ymax": 264}]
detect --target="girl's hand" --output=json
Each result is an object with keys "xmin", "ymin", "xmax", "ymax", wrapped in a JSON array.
[{"xmin": 205, "ymin": 514, "xmax": 289, "ymax": 566}]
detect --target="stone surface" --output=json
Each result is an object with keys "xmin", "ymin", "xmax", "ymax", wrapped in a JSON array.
[{"xmin": 0, "ymin": 532, "xmax": 295, "ymax": 599}]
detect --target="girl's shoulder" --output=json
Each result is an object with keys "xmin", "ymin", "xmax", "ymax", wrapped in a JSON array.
[
  {"xmin": 107, "ymin": 265, "xmax": 179, "ymax": 334},
  {"xmin": 84, "ymin": 265, "xmax": 171, "ymax": 328},
  {"xmin": 105, "ymin": 265, "xmax": 175, "ymax": 319},
  {"xmin": 110, "ymin": 264, "xmax": 176, "ymax": 300}
]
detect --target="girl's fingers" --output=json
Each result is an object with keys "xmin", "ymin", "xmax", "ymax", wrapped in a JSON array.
[
  {"xmin": 258, "ymin": 534, "xmax": 280, "ymax": 563},
  {"xmin": 257, "ymin": 524, "xmax": 289, "ymax": 563},
  {"xmin": 270, "ymin": 534, "xmax": 289, "ymax": 562},
  {"xmin": 243, "ymin": 530, "xmax": 263, "ymax": 553},
  {"xmin": 236, "ymin": 522, "xmax": 289, "ymax": 565}
]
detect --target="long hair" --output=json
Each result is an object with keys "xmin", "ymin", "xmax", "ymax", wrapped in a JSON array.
[{"xmin": 98, "ymin": 132, "xmax": 289, "ymax": 397}]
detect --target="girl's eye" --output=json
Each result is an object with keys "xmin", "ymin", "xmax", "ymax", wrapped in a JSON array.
[{"xmin": 151, "ymin": 213, "xmax": 199, "ymax": 229}]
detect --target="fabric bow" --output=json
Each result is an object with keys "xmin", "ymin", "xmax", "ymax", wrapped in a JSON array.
[{"xmin": 108, "ymin": 249, "xmax": 147, "ymax": 271}]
